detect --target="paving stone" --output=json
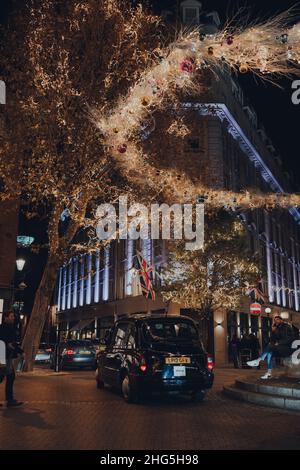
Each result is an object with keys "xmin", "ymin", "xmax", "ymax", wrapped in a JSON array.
[
  {"xmin": 246, "ymin": 391, "xmax": 286, "ymax": 409},
  {"xmin": 1, "ymin": 367, "xmax": 300, "ymax": 450},
  {"xmin": 284, "ymin": 398, "xmax": 300, "ymax": 411},
  {"xmin": 292, "ymin": 388, "xmax": 300, "ymax": 398},
  {"xmin": 235, "ymin": 380, "xmax": 258, "ymax": 392},
  {"xmin": 258, "ymin": 384, "xmax": 293, "ymax": 397}
]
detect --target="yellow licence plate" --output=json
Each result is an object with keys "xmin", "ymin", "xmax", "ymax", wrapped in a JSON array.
[{"xmin": 165, "ymin": 357, "xmax": 191, "ymax": 365}]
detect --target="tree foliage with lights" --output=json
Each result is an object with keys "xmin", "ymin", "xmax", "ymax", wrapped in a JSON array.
[
  {"xmin": 161, "ymin": 212, "xmax": 260, "ymax": 317},
  {"xmin": 92, "ymin": 7, "xmax": 300, "ymax": 208},
  {"xmin": 0, "ymin": 0, "xmax": 162, "ymax": 370}
]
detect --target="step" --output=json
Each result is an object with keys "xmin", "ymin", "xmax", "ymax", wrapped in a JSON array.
[
  {"xmin": 235, "ymin": 379, "xmax": 300, "ymax": 399},
  {"xmin": 223, "ymin": 385, "xmax": 300, "ymax": 411}
]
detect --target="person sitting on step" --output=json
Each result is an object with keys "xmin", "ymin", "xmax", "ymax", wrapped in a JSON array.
[{"xmin": 247, "ymin": 315, "xmax": 294, "ymax": 380}]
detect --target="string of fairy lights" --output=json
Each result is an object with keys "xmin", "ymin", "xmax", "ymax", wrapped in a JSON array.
[{"xmin": 91, "ymin": 10, "xmax": 300, "ymax": 211}]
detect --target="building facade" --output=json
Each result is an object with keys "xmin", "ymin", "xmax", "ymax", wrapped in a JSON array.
[{"xmin": 55, "ymin": 1, "xmax": 300, "ymax": 364}]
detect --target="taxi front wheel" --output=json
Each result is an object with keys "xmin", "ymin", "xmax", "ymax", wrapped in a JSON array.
[
  {"xmin": 96, "ymin": 368, "xmax": 105, "ymax": 389},
  {"xmin": 97, "ymin": 379, "xmax": 104, "ymax": 389}
]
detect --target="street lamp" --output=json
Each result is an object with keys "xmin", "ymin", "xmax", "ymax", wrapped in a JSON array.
[
  {"xmin": 18, "ymin": 281, "xmax": 27, "ymax": 291},
  {"xmin": 17, "ymin": 235, "xmax": 35, "ymax": 247},
  {"xmin": 16, "ymin": 259, "xmax": 26, "ymax": 271}
]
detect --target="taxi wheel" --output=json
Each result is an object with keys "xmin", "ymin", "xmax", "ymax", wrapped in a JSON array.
[
  {"xmin": 121, "ymin": 374, "xmax": 140, "ymax": 404},
  {"xmin": 97, "ymin": 379, "xmax": 105, "ymax": 389},
  {"xmin": 191, "ymin": 390, "xmax": 206, "ymax": 403},
  {"xmin": 96, "ymin": 368, "xmax": 105, "ymax": 389}
]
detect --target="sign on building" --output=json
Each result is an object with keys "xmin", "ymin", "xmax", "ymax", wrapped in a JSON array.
[{"xmin": 250, "ymin": 303, "xmax": 262, "ymax": 315}]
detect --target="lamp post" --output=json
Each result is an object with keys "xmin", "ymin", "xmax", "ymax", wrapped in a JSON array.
[
  {"xmin": 14, "ymin": 235, "xmax": 34, "ymax": 340},
  {"xmin": 17, "ymin": 236, "xmax": 35, "ymax": 248},
  {"xmin": 14, "ymin": 258, "xmax": 27, "ymax": 339}
]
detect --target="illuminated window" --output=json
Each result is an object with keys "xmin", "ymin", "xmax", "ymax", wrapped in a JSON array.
[
  {"xmin": 103, "ymin": 246, "xmax": 110, "ymax": 301},
  {"xmin": 73, "ymin": 259, "xmax": 78, "ymax": 308},
  {"xmin": 94, "ymin": 250, "xmax": 100, "ymax": 303},
  {"xmin": 125, "ymin": 239, "xmax": 134, "ymax": 296},
  {"xmin": 181, "ymin": 0, "xmax": 201, "ymax": 25}
]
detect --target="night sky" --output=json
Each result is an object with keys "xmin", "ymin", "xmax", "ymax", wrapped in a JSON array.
[
  {"xmin": 213, "ymin": 0, "xmax": 300, "ymax": 191},
  {"xmin": 1, "ymin": 0, "xmax": 300, "ymax": 311}
]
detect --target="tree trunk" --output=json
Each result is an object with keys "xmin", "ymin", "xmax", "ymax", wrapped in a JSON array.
[
  {"xmin": 20, "ymin": 190, "xmax": 93, "ymax": 372},
  {"xmin": 21, "ymin": 254, "xmax": 60, "ymax": 372}
]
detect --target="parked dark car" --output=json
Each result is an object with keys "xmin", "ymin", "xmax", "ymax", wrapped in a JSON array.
[
  {"xmin": 96, "ymin": 315, "xmax": 214, "ymax": 403},
  {"xmin": 35, "ymin": 343, "xmax": 54, "ymax": 364},
  {"xmin": 51, "ymin": 340, "xmax": 97, "ymax": 370}
]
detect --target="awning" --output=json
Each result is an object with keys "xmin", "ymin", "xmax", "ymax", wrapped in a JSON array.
[{"xmin": 69, "ymin": 319, "xmax": 94, "ymax": 332}]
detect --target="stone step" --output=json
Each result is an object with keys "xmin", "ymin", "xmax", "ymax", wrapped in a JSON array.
[
  {"xmin": 223, "ymin": 385, "xmax": 300, "ymax": 411},
  {"xmin": 235, "ymin": 379, "xmax": 300, "ymax": 399}
]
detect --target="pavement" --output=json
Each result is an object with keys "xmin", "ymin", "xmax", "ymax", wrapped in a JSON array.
[{"xmin": 0, "ymin": 366, "xmax": 300, "ymax": 450}]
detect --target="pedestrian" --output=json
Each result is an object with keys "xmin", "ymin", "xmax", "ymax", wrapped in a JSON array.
[
  {"xmin": 0, "ymin": 311, "xmax": 23, "ymax": 407},
  {"xmin": 229, "ymin": 334, "xmax": 240, "ymax": 368},
  {"xmin": 248, "ymin": 333, "xmax": 260, "ymax": 360},
  {"xmin": 247, "ymin": 315, "xmax": 294, "ymax": 379},
  {"xmin": 240, "ymin": 333, "xmax": 251, "ymax": 351}
]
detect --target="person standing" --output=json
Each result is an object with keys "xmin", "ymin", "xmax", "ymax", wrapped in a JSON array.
[
  {"xmin": 229, "ymin": 334, "xmax": 240, "ymax": 369},
  {"xmin": 247, "ymin": 315, "xmax": 294, "ymax": 379},
  {"xmin": 248, "ymin": 333, "xmax": 260, "ymax": 360},
  {"xmin": 0, "ymin": 311, "xmax": 23, "ymax": 407}
]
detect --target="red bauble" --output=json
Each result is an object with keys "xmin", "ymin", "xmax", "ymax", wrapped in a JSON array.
[
  {"xmin": 180, "ymin": 57, "xmax": 195, "ymax": 73},
  {"xmin": 226, "ymin": 35, "xmax": 234, "ymax": 45},
  {"xmin": 117, "ymin": 144, "xmax": 127, "ymax": 154}
]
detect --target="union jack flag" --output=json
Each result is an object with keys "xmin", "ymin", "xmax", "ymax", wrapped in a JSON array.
[
  {"xmin": 133, "ymin": 251, "xmax": 156, "ymax": 300},
  {"xmin": 246, "ymin": 279, "xmax": 265, "ymax": 304}
]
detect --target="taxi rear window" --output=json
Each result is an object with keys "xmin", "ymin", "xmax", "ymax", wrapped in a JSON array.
[{"xmin": 142, "ymin": 320, "xmax": 199, "ymax": 342}]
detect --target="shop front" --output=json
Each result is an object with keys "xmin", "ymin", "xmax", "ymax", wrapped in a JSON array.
[{"xmin": 226, "ymin": 308, "xmax": 298, "ymax": 366}]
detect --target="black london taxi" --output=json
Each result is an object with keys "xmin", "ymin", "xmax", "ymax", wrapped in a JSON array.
[{"xmin": 95, "ymin": 315, "xmax": 214, "ymax": 403}]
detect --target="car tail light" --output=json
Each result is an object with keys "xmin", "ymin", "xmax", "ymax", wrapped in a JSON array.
[
  {"xmin": 138, "ymin": 355, "xmax": 147, "ymax": 373},
  {"xmin": 45, "ymin": 348, "xmax": 52, "ymax": 353},
  {"xmin": 207, "ymin": 354, "xmax": 214, "ymax": 371},
  {"xmin": 63, "ymin": 349, "xmax": 74, "ymax": 356}
]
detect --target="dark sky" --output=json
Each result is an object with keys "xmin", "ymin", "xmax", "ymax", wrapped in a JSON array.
[{"xmin": 215, "ymin": 0, "xmax": 300, "ymax": 191}]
